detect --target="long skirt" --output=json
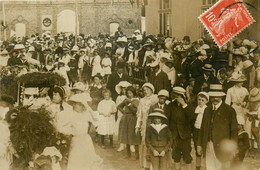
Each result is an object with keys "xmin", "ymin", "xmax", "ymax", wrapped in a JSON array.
[{"xmin": 68, "ymin": 134, "xmax": 102, "ymax": 170}]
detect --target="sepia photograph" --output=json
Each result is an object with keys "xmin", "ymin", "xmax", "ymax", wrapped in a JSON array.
[{"xmin": 0, "ymin": 0, "xmax": 259, "ymax": 169}]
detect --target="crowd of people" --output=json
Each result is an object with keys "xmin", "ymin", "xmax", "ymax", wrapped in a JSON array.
[{"xmin": 0, "ymin": 28, "xmax": 260, "ymax": 170}]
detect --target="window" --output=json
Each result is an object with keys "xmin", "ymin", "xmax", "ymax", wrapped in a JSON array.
[{"xmin": 159, "ymin": 0, "xmax": 171, "ymax": 36}]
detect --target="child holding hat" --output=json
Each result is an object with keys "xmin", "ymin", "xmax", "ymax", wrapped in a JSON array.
[{"xmin": 145, "ymin": 112, "xmax": 172, "ymax": 170}]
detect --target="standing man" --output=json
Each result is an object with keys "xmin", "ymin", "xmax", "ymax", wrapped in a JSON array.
[
  {"xmin": 148, "ymin": 60, "xmax": 170, "ymax": 94},
  {"xmin": 107, "ymin": 61, "xmax": 129, "ymax": 101},
  {"xmin": 167, "ymin": 87, "xmax": 193, "ymax": 170},
  {"xmin": 197, "ymin": 84, "xmax": 238, "ymax": 170}
]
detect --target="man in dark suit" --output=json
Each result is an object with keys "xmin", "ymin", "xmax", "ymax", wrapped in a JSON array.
[
  {"xmin": 107, "ymin": 61, "xmax": 129, "ymax": 101},
  {"xmin": 167, "ymin": 87, "xmax": 193, "ymax": 170},
  {"xmin": 197, "ymin": 84, "xmax": 238, "ymax": 170},
  {"xmin": 148, "ymin": 60, "xmax": 170, "ymax": 94},
  {"xmin": 193, "ymin": 64, "xmax": 219, "ymax": 94}
]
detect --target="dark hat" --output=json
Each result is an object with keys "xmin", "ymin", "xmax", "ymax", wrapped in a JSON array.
[{"xmin": 183, "ymin": 36, "xmax": 190, "ymax": 42}]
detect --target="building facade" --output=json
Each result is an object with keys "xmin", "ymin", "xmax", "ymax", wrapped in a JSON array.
[
  {"xmin": 0, "ymin": 0, "xmax": 142, "ymax": 39},
  {"xmin": 145, "ymin": 0, "xmax": 259, "ymax": 42}
]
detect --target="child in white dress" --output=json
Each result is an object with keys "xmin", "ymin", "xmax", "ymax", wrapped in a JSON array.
[
  {"xmin": 97, "ymin": 90, "xmax": 117, "ymax": 148},
  {"xmin": 101, "ymin": 52, "xmax": 112, "ymax": 83},
  {"xmin": 59, "ymin": 93, "xmax": 102, "ymax": 170}
]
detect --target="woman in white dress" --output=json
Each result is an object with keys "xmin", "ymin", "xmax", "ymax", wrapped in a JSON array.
[
  {"xmin": 91, "ymin": 50, "xmax": 104, "ymax": 77},
  {"xmin": 59, "ymin": 93, "xmax": 102, "ymax": 170},
  {"xmin": 101, "ymin": 52, "xmax": 112, "ymax": 82},
  {"xmin": 135, "ymin": 83, "xmax": 158, "ymax": 169},
  {"xmin": 225, "ymin": 72, "xmax": 249, "ymax": 124}
]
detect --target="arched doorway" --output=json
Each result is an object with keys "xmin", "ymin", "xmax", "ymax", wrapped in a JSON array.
[
  {"xmin": 15, "ymin": 23, "xmax": 26, "ymax": 38},
  {"xmin": 57, "ymin": 9, "xmax": 77, "ymax": 34}
]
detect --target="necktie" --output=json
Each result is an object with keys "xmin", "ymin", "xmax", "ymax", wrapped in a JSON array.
[{"xmin": 160, "ymin": 105, "xmax": 162, "ymax": 109}]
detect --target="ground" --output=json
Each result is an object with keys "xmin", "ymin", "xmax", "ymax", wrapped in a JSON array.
[{"xmin": 92, "ymin": 135, "xmax": 260, "ymax": 170}]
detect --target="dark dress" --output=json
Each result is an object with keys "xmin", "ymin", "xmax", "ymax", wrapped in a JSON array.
[
  {"xmin": 118, "ymin": 98, "xmax": 141, "ymax": 145},
  {"xmin": 89, "ymin": 85, "xmax": 103, "ymax": 111}
]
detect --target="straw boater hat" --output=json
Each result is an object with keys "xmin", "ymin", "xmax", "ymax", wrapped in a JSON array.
[
  {"xmin": 28, "ymin": 46, "xmax": 35, "ymax": 52},
  {"xmin": 248, "ymin": 88, "xmax": 260, "ymax": 102},
  {"xmin": 71, "ymin": 82, "xmax": 86, "ymax": 92},
  {"xmin": 228, "ymin": 72, "xmax": 247, "ymax": 82},
  {"xmin": 152, "ymin": 108, "xmax": 164, "ymax": 114},
  {"xmin": 14, "ymin": 44, "xmax": 25, "ymax": 50},
  {"xmin": 105, "ymin": 42, "xmax": 112, "ymax": 48},
  {"xmin": 158, "ymin": 89, "xmax": 169, "ymax": 98},
  {"xmin": 116, "ymin": 37, "xmax": 127, "ymax": 43},
  {"xmin": 142, "ymin": 83, "xmax": 155, "ymax": 93},
  {"xmin": 202, "ymin": 64, "xmax": 214, "ymax": 72},
  {"xmin": 71, "ymin": 45, "xmax": 79, "ymax": 51},
  {"xmin": 208, "ymin": 84, "xmax": 226, "ymax": 97},
  {"xmin": 1, "ymin": 49, "xmax": 9, "ymax": 55},
  {"xmin": 148, "ymin": 112, "xmax": 167, "ymax": 119},
  {"xmin": 115, "ymin": 81, "xmax": 132, "ymax": 94},
  {"xmin": 24, "ymin": 87, "xmax": 39, "ymax": 95}
]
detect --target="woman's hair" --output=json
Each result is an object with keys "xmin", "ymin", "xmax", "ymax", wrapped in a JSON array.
[
  {"xmin": 126, "ymin": 86, "xmax": 137, "ymax": 97},
  {"xmin": 53, "ymin": 86, "xmax": 65, "ymax": 99}
]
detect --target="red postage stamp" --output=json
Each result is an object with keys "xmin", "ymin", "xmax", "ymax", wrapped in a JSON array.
[{"xmin": 199, "ymin": 0, "xmax": 254, "ymax": 47}]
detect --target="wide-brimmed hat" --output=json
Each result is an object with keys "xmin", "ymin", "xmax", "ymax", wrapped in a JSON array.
[
  {"xmin": 14, "ymin": 44, "xmax": 25, "ymax": 50},
  {"xmin": 135, "ymin": 35, "xmax": 143, "ymax": 41},
  {"xmin": 105, "ymin": 42, "xmax": 112, "ymax": 48},
  {"xmin": 134, "ymin": 29, "xmax": 141, "ymax": 34},
  {"xmin": 208, "ymin": 84, "xmax": 226, "ymax": 97},
  {"xmin": 142, "ymin": 83, "xmax": 155, "ymax": 93},
  {"xmin": 202, "ymin": 64, "xmax": 214, "ymax": 72},
  {"xmin": 116, "ymin": 37, "xmax": 127, "ymax": 43},
  {"xmin": 243, "ymin": 60, "xmax": 253, "ymax": 70},
  {"xmin": 148, "ymin": 112, "xmax": 167, "ymax": 119},
  {"xmin": 1, "ymin": 49, "xmax": 9, "ymax": 55},
  {"xmin": 28, "ymin": 46, "xmax": 35, "ymax": 52},
  {"xmin": 71, "ymin": 82, "xmax": 86, "ymax": 92},
  {"xmin": 68, "ymin": 93, "xmax": 92, "ymax": 107},
  {"xmin": 128, "ymin": 45, "xmax": 135, "ymax": 52},
  {"xmin": 24, "ymin": 87, "xmax": 39, "ymax": 95},
  {"xmin": 228, "ymin": 72, "xmax": 247, "ymax": 82},
  {"xmin": 248, "ymin": 88, "xmax": 260, "ymax": 102},
  {"xmin": 158, "ymin": 89, "xmax": 169, "ymax": 98},
  {"xmin": 115, "ymin": 81, "xmax": 132, "ymax": 94}
]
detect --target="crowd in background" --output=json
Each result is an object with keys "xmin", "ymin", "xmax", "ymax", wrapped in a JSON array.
[{"xmin": 0, "ymin": 28, "xmax": 260, "ymax": 170}]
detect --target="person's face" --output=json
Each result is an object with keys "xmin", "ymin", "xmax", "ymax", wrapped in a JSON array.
[
  {"xmin": 143, "ymin": 87, "xmax": 153, "ymax": 97},
  {"xmin": 117, "ymin": 68, "xmax": 124, "ymax": 74},
  {"xmin": 152, "ymin": 66, "xmax": 159, "ymax": 73},
  {"xmin": 127, "ymin": 90, "xmax": 134, "ymax": 99},
  {"xmin": 153, "ymin": 118, "xmax": 162, "ymax": 124},
  {"xmin": 190, "ymin": 80, "xmax": 195, "ymax": 86},
  {"xmin": 159, "ymin": 96, "xmax": 167, "ymax": 104},
  {"xmin": 52, "ymin": 92, "xmax": 62, "ymax": 104},
  {"xmin": 94, "ymin": 77, "xmax": 101, "ymax": 84},
  {"xmin": 204, "ymin": 71, "xmax": 211, "ymax": 77},
  {"xmin": 103, "ymin": 92, "xmax": 110, "ymax": 100},
  {"xmin": 73, "ymin": 103, "xmax": 85, "ymax": 113},
  {"xmin": 210, "ymin": 96, "xmax": 222, "ymax": 105},
  {"xmin": 165, "ymin": 62, "xmax": 173, "ymax": 68},
  {"xmin": 80, "ymin": 51, "xmax": 85, "ymax": 56},
  {"xmin": 146, "ymin": 46, "xmax": 152, "ymax": 51},
  {"xmin": 121, "ymin": 87, "xmax": 126, "ymax": 95},
  {"xmin": 220, "ymin": 72, "xmax": 226, "ymax": 79},
  {"xmin": 235, "ymin": 82, "xmax": 243, "ymax": 87},
  {"xmin": 255, "ymin": 53, "xmax": 260, "ymax": 61},
  {"xmin": 197, "ymin": 96, "xmax": 208, "ymax": 107}
]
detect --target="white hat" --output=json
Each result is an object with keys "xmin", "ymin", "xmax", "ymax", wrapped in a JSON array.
[
  {"xmin": 28, "ymin": 46, "xmax": 35, "ymax": 52},
  {"xmin": 115, "ymin": 81, "xmax": 132, "ymax": 94},
  {"xmin": 105, "ymin": 42, "xmax": 112, "ymax": 48},
  {"xmin": 158, "ymin": 89, "xmax": 169, "ymax": 98},
  {"xmin": 134, "ymin": 29, "xmax": 141, "ymax": 34},
  {"xmin": 142, "ymin": 83, "xmax": 155, "ymax": 93},
  {"xmin": 14, "ymin": 44, "xmax": 25, "ymax": 50},
  {"xmin": 41, "ymin": 147, "xmax": 62, "ymax": 160},
  {"xmin": 71, "ymin": 45, "xmax": 79, "ymax": 51},
  {"xmin": 148, "ymin": 112, "xmax": 167, "ymax": 119},
  {"xmin": 1, "ymin": 49, "xmax": 8, "ymax": 55},
  {"xmin": 172, "ymin": 86, "xmax": 186, "ymax": 95},
  {"xmin": 136, "ymin": 35, "xmax": 143, "ymax": 41},
  {"xmin": 69, "ymin": 93, "xmax": 92, "ymax": 106},
  {"xmin": 208, "ymin": 84, "xmax": 226, "ymax": 97},
  {"xmin": 24, "ymin": 87, "xmax": 39, "ymax": 95},
  {"xmin": 242, "ymin": 60, "xmax": 253, "ymax": 70},
  {"xmin": 197, "ymin": 91, "xmax": 209, "ymax": 101},
  {"xmin": 150, "ymin": 60, "xmax": 160, "ymax": 67},
  {"xmin": 116, "ymin": 37, "xmax": 127, "ymax": 43},
  {"xmin": 71, "ymin": 82, "xmax": 86, "ymax": 92}
]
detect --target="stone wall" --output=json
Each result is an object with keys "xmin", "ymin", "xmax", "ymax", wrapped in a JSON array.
[{"xmin": 0, "ymin": 0, "xmax": 141, "ymax": 40}]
